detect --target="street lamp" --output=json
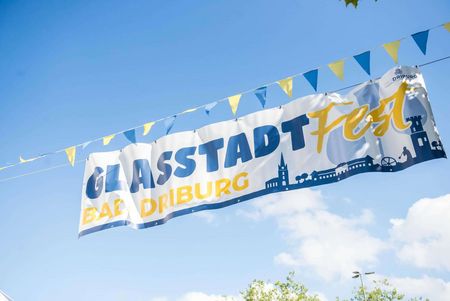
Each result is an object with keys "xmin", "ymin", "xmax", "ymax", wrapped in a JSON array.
[{"xmin": 352, "ymin": 271, "xmax": 375, "ymax": 301}]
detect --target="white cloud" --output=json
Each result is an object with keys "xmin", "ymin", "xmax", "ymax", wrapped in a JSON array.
[
  {"xmin": 192, "ymin": 210, "xmax": 216, "ymax": 224},
  {"xmin": 177, "ymin": 292, "xmax": 237, "ymax": 301},
  {"xmin": 151, "ymin": 292, "xmax": 239, "ymax": 301},
  {"xmin": 150, "ymin": 297, "xmax": 169, "ymax": 301},
  {"xmin": 390, "ymin": 275, "xmax": 450, "ymax": 301},
  {"xmin": 238, "ymin": 189, "xmax": 387, "ymax": 281},
  {"xmin": 390, "ymin": 194, "xmax": 450, "ymax": 271}
]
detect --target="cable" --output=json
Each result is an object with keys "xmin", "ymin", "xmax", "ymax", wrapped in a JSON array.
[
  {"xmin": 0, "ymin": 55, "xmax": 449, "ymax": 184},
  {"xmin": 332, "ymin": 56, "xmax": 450, "ymax": 93},
  {"xmin": 1, "ymin": 22, "xmax": 448, "ymax": 173},
  {"xmin": 418, "ymin": 55, "xmax": 450, "ymax": 67}
]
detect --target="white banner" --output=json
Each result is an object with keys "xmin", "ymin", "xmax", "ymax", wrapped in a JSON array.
[{"xmin": 79, "ymin": 66, "xmax": 446, "ymax": 237}]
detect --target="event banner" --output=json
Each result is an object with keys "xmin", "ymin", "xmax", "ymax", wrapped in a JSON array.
[{"xmin": 79, "ymin": 66, "xmax": 446, "ymax": 237}]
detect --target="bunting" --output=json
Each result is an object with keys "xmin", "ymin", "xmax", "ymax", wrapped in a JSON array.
[
  {"xmin": 303, "ymin": 69, "xmax": 318, "ymax": 91},
  {"xmin": 383, "ymin": 40, "xmax": 401, "ymax": 63},
  {"xmin": 143, "ymin": 121, "xmax": 155, "ymax": 136},
  {"xmin": 444, "ymin": 22, "xmax": 450, "ymax": 32},
  {"xmin": 254, "ymin": 87, "xmax": 267, "ymax": 107},
  {"xmin": 205, "ymin": 102, "xmax": 218, "ymax": 115},
  {"xmin": 65, "ymin": 146, "xmax": 76, "ymax": 167},
  {"xmin": 182, "ymin": 108, "xmax": 197, "ymax": 114},
  {"xmin": 228, "ymin": 94, "xmax": 242, "ymax": 115},
  {"xmin": 103, "ymin": 134, "xmax": 115, "ymax": 146},
  {"xmin": 278, "ymin": 77, "xmax": 293, "ymax": 97},
  {"xmin": 2, "ymin": 22, "xmax": 449, "ymax": 175},
  {"xmin": 353, "ymin": 51, "xmax": 371, "ymax": 75},
  {"xmin": 411, "ymin": 30, "xmax": 429, "ymax": 55},
  {"xmin": 123, "ymin": 129, "xmax": 137, "ymax": 144},
  {"xmin": 164, "ymin": 116, "xmax": 177, "ymax": 135},
  {"xmin": 328, "ymin": 60, "xmax": 345, "ymax": 80}
]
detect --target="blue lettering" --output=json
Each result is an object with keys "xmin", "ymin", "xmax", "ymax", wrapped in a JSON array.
[
  {"xmin": 86, "ymin": 167, "xmax": 104, "ymax": 199},
  {"xmin": 254, "ymin": 125, "xmax": 280, "ymax": 158},
  {"xmin": 157, "ymin": 151, "xmax": 173, "ymax": 185},
  {"xmin": 105, "ymin": 164, "xmax": 125, "ymax": 193},
  {"xmin": 225, "ymin": 133, "xmax": 253, "ymax": 168},
  {"xmin": 130, "ymin": 159, "xmax": 155, "ymax": 193},
  {"xmin": 174, "ymin": 146, "xmax": 197, "ymax": 178},
  {"xmin": 281, "ymin": 114, "xmax": 309, "ymax": 151},
  {"xmin": 198, "ymin": 138, "xmax": 224, "ymax": 172}
]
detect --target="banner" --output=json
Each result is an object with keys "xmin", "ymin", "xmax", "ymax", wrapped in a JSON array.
[{"xmin": 79, "ymin": 66, "xmax": 446, "ymax": 237}]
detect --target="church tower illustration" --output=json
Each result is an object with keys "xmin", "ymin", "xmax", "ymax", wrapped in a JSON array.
[
  {"xmin": 278, "ymin": 153, "xmax": 289, "ymax": 186},
  {"xmin": 406, "ymin": 115, "xmax": 432, "ymax": 160},
  {"xmin": 265, "ymin": 153, "xmax": 290, "ymax": 189}
]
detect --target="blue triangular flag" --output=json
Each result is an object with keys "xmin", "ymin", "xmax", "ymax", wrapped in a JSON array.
[
  {"xmin": 254, "ymin": 87, "xmax": 267, "ymax": 108},
  {"xmin": 204, "ymin": 102, "xmax": 218, "ymax": 115},
  {"xmin": 303, "ymin": 69, "xmax": 318, "ymax": 91},
  {"xmin": 353, "ymin": 51, "xmax": 371, "ymax": 75},
  {"xmin": 123, "ymin": 129, "xmax": 137, "ymax": 144},
  {"xmin": 412, "ymin": 30, "xmax": 429, "ymax": 55},
  {"xmin": 164, "ymin": 115, "xmax": 176, "ymax": 134}
]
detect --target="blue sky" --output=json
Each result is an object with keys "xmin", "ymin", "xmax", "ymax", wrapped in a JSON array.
[{"xmin": 0, "ymin": 0, "xmax": 449, "ymax": 300}]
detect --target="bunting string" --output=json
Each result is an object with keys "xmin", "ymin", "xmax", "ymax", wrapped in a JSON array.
[
  {"xmin": 0, "ymin": 55, "xmax": 449, "ymax": 183},
  {"xmin": 1, "ymin": 22, "xmax": 449, "ymax": 172}
]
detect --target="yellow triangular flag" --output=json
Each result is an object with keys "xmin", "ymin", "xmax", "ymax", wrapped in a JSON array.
[
  {"xmin": 228, "ymin": 94, "xmax": 242, "ymax": 116},
  {"xmin": 383, "ymin": 40, "xmax": 401, "ymax": 64},
  {"xmin": 182, "ymin": 108, "xmax": 197, "ymax": 114},
  {"xmin": 278, "ymin": 77, "xmax": 293, "ymax": 97},
  {"xmin": 103, "ymin": 134, "xmax": 115, "ymax": 145},
  {"xmin": 65, "ymin": 146, "xmax": 76, "ymax": 167},
  {"xmin": 143, "ymin": 122, "xmax": 155, "ymax": 136},
  {"xmin": 444, "ymin": 22, "xmax": 450, "ymax": 32},
  {"xmin": 328, "ymin": 60, "xmax": 345, "ymax": 80}
]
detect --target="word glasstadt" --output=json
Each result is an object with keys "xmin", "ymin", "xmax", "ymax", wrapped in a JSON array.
[{"xmin": 82, "ymin": 82, "xmax": 410, "ymax": 223}]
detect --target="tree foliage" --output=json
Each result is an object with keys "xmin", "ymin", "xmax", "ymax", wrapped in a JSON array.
[
  {"xmin": 343, "ymin": 0, "xmax": 378, "ymax": 8},
  {"xmin": 241, "ymin": 272, "xmax": 320, "ymax": 301},
  {"xmin": 240, "ymin": 272, "xmax": 428, "ymax": 301},
  {"xmin": 338, "ymin": 279, "xmax": 409, "ymax": 301}
]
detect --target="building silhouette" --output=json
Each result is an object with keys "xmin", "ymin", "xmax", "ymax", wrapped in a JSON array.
[
  {"xmin": 406, "ymin": 115, "xmax": 432, "ymax": 160},
  {"xmin": 265, "ymin": 153, "xmax": 289, "ymax": 190},
  {"xmin": 263, "ymin": 114, "xmax": 445, "ymax": 192}
]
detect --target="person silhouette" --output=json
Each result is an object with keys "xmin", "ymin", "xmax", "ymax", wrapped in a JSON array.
[{"xmin": 399, "ymin": 146, "xmax": 412, "ymax": 162}]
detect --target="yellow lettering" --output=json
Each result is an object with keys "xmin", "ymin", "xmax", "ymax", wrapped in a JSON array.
[
  {"xmin": 177, "ymin": 186, "xmax": 193, "ymax": 205},
  {"xmin": 98, "ymin": 202, "xmax": 113, "ymax": 219},
  {"xmin": 140, "ymin": 198, "xmax": 157, "ymax": 218},
  {"xmin": 308, "ymin": 102, "xmax": 352, "ymax": 152},
  {"xmin": 232, "ymin": 172, "xmax": 249, "ymax": 191},
  {"xmin": 344, "ymin": 105, "xmax": 372, "ymax": 140},
  {"xmin": 82, "ymin": 207, "xmax": 98, "ymax": 225},
  {"xmin": 215, "ymin": 178, "xmax": 231, "ymax": 197},
  {"xmin": 169, "ymin": 189, "xmax": 175, "ymax": 207},
  {"xmin": 308, "ymin": 83, "xmax": 411, "ymax": 151},
  {"xmin": 195, "ymin": 182, "xmax": 213, "ymax": 200},
  {"xmin": 114, "ymin": 199, "xmax": 124, "ymax": 216},
  {"xmin": 158, "ymin": 194, "xmax": 169, "ymax": 214}
]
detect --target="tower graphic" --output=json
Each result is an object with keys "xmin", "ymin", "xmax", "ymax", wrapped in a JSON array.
[
  {"xmin": 406, "ymin": 115, "xmax": 432, "ymax": 160},
  {"xmin": 278, "ymin": 153, "xmax": 289, "ymax": 186},
  {"xmin": 265, "ymin": 153, "xmax": 290, "ymax": 190}
]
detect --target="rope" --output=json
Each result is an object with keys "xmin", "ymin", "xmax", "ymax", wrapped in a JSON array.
[
  {"xmin": 1, "ymin": 22, "xmax": 448, "ymax": 173},
  {"xmin": 0, "ymin": 55, "xmax": 449, "ymax": 183}
]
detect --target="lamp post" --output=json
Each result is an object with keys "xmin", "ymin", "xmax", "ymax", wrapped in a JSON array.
[{"xmin": 352, "ymin": 271, "xmax": 375, "ymax": 301}]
